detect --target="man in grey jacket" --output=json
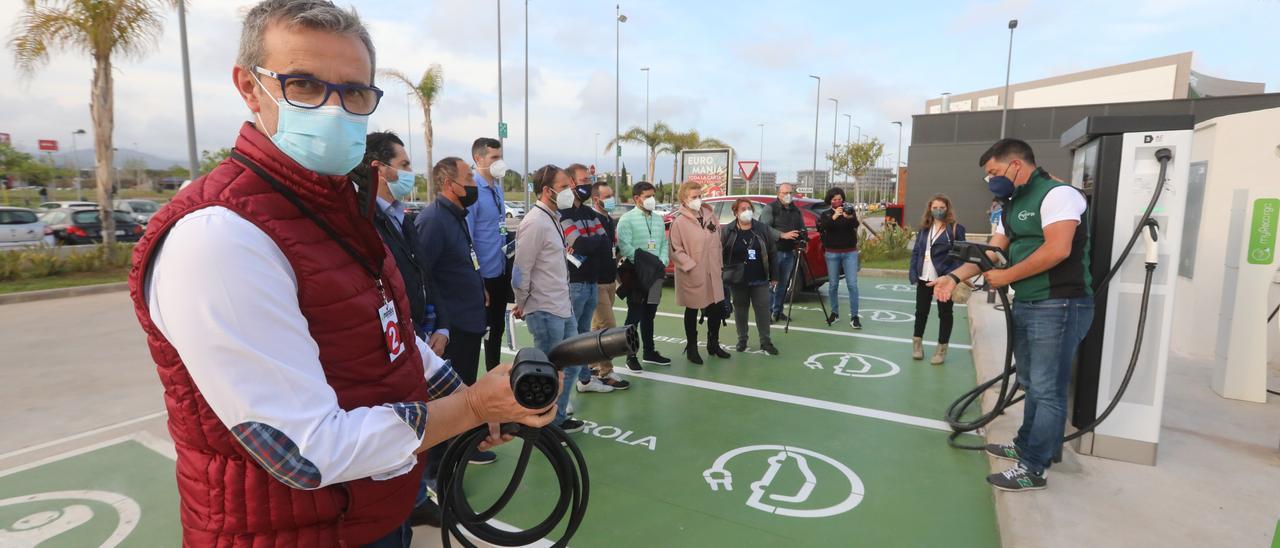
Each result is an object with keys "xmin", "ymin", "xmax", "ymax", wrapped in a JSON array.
[{"xmin": 512, "ymin": 164, "xmax": 584, "ymax": 433}]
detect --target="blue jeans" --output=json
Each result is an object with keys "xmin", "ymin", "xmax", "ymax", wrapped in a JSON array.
[
  {"xmin": 524, "ymin": 311, "xmax": 580, "ymax": 425},
  {"xmin": 771, "ymin": 250, "xmax": 798, "ymax": 315},
  {"xmin": 1011, "ymin": 296, "xmax": 1095, "ymax": 475},
  {"xmin": 569, "ymin": 282, "xmax": 598, "ymax": 383},
  {"xmin": 824, "ymin": 251, "xmax": 860, "ymax": 319},
  {"xmin": 363, "ymin": 521, "xmax": 412, "ymax": 547}
]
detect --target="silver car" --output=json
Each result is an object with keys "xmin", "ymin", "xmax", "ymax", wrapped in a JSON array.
[
  {"xmin": 0, "ymin": 207, "xmax": 52, "ymax": 248},
  {"xmin": 113, "ymin": 199, "xmax": 161, "ymax": 226}
]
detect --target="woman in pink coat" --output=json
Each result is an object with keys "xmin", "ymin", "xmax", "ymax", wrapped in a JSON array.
[{"xmin": 669, "ymin": 181, "xmax": 730, "ymax": 364}]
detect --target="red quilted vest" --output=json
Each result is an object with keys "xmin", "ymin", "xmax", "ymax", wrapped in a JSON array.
[{"xmin": 128, "ymin": 123, "xmax": 428, "ymax": 546}]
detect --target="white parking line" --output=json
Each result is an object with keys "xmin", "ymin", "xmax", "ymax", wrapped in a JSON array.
[
  {"xmin": 862, "ymin": 295, "xmax": 968, "ymax": 307},
  {"xmin": 610, "ymin": 307, "xmax": 972, "ymax": 350},
  {"xmin": 498, "ymin": 348, "xmax": 971, "ymax": 435},
  {"xmin": 0, "ymin": 410, "xmax": 169, "ymax": 462},
  {"xmin": 612, "ymin": 369, "xmax": 970, "ymax": 434}
]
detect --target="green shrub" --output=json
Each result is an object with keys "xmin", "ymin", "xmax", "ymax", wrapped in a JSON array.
[
  {"xmin": 859, "ymin": 219, "xmax": 915, "ymax": 264},
  {"xmin": 0, "ymin": 243, "xmax": 134, "ymax": 281}
]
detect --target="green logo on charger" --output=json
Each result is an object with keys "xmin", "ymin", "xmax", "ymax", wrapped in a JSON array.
[{"xmin": 1248, "ymin": 198, "xmax": 1279, "ymax": 265}]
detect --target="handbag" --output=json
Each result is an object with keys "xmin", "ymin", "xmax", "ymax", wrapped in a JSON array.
[{"xmin": 722, "ymin": 263, "xmax": 745, "ymax": 285}]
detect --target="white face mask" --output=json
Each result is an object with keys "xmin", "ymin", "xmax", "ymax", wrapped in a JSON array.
[
  {"xmin": 487, "ymin": 159, "xmax": 509, "ymax": 180},
  {"xmin": 641, "ymin": 196, "xmax": 657, "ymax": 211},
  {"xmin": 738, "ymin": 209, "xmax": 753, "ymax": 223},
  {"xmin": 555, "ymin": 187, "xmax": 575, "ymax": 210},
  {"xmin": 687, "ymin": 198, "xmax": 703, "ymax": 210}
]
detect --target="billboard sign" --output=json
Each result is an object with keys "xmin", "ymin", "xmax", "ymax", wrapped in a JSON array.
[
  {"xmin": 0, "ymin": 133, "xmax": 10, "ymax": 145},
  {"xmin": 38, "ymin": 139, "xmax": 58, "ymax": 152},
  {"xmin": 679, "ymin": 148, "xmax": 734, "ymax": 197}
]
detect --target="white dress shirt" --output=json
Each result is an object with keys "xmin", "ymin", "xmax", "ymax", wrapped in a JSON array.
[{"xmin": 146, "ymin": 206, "xmax": 459, "ymax": 488}]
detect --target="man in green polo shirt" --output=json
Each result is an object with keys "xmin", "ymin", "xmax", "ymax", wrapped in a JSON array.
[{"xmin": 932, "ymin": 138, "xmax": 1095, "ymax": 492}]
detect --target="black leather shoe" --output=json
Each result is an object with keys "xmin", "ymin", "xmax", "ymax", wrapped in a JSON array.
[
  {"xmin": 686, "ymin": 346, "xmax": 704, "ymax": 365},
  {"xmin": 761, "ymin": 342, "xmax": 780, "ymax": 356},
  {"xmin": 707, "ymin": 341, "xmax": 731, "ymax": 359},
  {"xmin": 409, "ymin": 498, "xmax": 442, "ymax": 528}
]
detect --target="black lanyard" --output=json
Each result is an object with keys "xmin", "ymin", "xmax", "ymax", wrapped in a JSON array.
[
  {"xmin": 536, "ymin": 203, "xmax": 568, "ymax": 248},
  {"xmin": 230, "ymin": 150, "xmax": 387, "ymax": 299}
]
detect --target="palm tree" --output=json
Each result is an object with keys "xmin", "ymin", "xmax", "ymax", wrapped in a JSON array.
[
  {"xmin": 380, "ymin": 64, "xmax": 443, "ymax": 199},
  {"xmin": 658, "ymin": 130, "xmax": 730, "ymax": 188},
  {"xmin": 603, "ymin": 122, "xmax": 671, "ymax": 183},
  {"xmin": 11, "ymin": 0, "xmax": 168, "ymax": 245}
]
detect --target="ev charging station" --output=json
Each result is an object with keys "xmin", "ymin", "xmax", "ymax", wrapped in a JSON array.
[{"xmin": 1061, "ymin": 116, "xmax": 1196, "ymax": 465}]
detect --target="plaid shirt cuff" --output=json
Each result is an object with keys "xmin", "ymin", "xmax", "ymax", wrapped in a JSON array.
[
  {"xmin": 231, "ymin": 422, "xmax": 323, "ymax": 490},
  {"xmin": 427, "ymin": 360, "xmax": 464, "ymax": 400},
  {"xmin": 382, "ymin": 401, "xmax": 429, "ymax": 441}
]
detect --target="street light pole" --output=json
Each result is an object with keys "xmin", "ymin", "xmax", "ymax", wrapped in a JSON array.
[
  {"xmin": 757, "ymin": 123, "xmax": 764, "ymax": 194},
  {"xmin": 827, "ymin": 97, "xmax": 838, "ymax": 192},
  {"xmin": 71, "ymin": 129, "xmax": 85, "ymax": 200},
  {"xmin": 892, "ymin": 121, "xmax": 903, "ymax": 204},
  {"xmin": 808, "ymin": 75, "xmax": 820, "ymax": 194},
  {"xmin": 640, "ymin": 66, "xmax": 649, "ymax": 182},
  {"xmin": 523, "ymin": 0, "xmax": 530, "ymax": 210},
  {"xmin": 594, "ymin": 132, "xmax": 600, "ymax": 172},
  {"xmin": 177, "ymin": 0, "xmax": 198, "ymax": 181},
  {"xmin": 842, "ymin": 113, "xmax": 852, "ymax": 183},
  {"xmin": 854, "ymin": 125, "xmax": 862, "ymax": 142},
  {"xmin": 497, "ymin": 0, "xmax": 504, "ymax": 149},
  {"xmin": 1000, "ymin": 19, "xmax": 1018, "ymax": 139},
  {"xmin": 615, "ymin": 6, "xmax": 627, "ymax": 196}
]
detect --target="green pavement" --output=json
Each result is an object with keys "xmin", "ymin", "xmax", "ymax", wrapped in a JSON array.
[{"xmin": 0, "ymin": 275, "xmax": 1000, "ymax": 547}]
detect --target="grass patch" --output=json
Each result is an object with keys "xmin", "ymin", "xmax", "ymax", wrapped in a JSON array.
[
  {"xmin": 0, "ymin": 267, "xmax": 128, "ymax": 295},
  {"xmin": 861, "ymin": 257, "xmax": 909, "ymax": 271}
]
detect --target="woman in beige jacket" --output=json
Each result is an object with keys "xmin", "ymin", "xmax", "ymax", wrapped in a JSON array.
[{"xmin": 669, "ymin": 181, "xmax": 730, "ymax": 364}]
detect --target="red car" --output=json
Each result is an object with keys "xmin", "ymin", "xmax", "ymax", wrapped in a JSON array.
[{"xmin": 662, "ymin": 195, "xmax": 830, "ymax": 291}]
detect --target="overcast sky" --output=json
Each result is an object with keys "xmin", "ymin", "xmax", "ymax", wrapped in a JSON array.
[{"xmin": 1, "ymin": 0, "xmax": 1276, "ymax": 183}]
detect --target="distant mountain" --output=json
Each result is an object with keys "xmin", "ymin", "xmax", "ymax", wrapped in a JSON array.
[{"xmin": 18, "ymin": 147, "xmax": 187, "ymax": 171}]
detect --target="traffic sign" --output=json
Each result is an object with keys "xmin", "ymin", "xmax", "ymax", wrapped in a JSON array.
[
  {"xmin": 498, "ymin": 122, "xmax": 508, "ymax": 139},
  {"xmin": 616, "ymin": 145, "xmax": 622, "ymax": 157},
  {"xmin": 738, "ymin": 161, "xmax": 759, "ymax": 182},
  {"xmin": 38, "ymin": 139, "xmax": 58, "ymax": 152}
]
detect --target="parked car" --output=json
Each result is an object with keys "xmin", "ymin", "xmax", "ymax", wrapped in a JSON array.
[
  {"xmin": 609, "ymin": 202, "xmax": 636, "ymax": 221},
  {"xmin": 401, "ymin": 201, "xmax": 428, "ymax": 216},
  {"xmin": 504, "ymin": 200, "xmax": 526, "ymax": 219},
  {"xmin": 113, "ymin": 199, "xmax": 161, "ymax": 226},
  {"xmin": 0, "ymin": 206, "xmax": 52, "ymax": 248},
  {"xmin": 40, "ymin": 208, "xmax": 144, "ymax": 245},
  {"xmin": 662, "ymin": 195, "xmax": 830, "ymax": 290},
  {"xmin": 38, "ymin": 201, "xmax": 98, "ymax": 210}
]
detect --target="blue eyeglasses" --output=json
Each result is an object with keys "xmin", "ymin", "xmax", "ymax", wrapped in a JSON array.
[{"xmin": 255, "ymin": 66, "xmax": 384, "ymax": 116}]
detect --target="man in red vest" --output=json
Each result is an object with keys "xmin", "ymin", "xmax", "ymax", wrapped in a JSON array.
[{"xmin": 127, "ymin": 1, "xmax": 555, "ymax": 546}]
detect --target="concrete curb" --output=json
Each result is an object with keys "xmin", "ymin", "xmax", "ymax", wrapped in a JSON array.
[{"xmin": 0, "ymin": 282, "xmax": 129, "ymax": 306}]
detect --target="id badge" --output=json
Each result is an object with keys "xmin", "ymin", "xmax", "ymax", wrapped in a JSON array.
[
  {"xmin": 498, "ymin": 222, "xmax": 509, "ymax": 237},
  {"xmin": 566, "ymin": 251, "xmax": 583, "ymax": 268},
  {"xmin": 379, "ymin": 301, "xmax": 406, "ymax": 363},
  {"xmin": 647, "ymin": 239, "xmax": 657, "ymax": 251},
  {"xmin": 747, "ymin": 248, "xmax": 758, "ymax": 261},
  {"xmin": 470, "ymin": 249, "xmax": 481, "ymax": 271}
]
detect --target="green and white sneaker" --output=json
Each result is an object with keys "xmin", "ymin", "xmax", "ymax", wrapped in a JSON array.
[
  {"xmin": 985, "ymin": 443, "xmax": 1021, "ymax": 463},
  {"xmin": 987, "ymin": 463, "xmax": 1046, "ymax": 492}
]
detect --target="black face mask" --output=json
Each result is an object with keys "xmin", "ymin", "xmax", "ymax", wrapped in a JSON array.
[
  {"xmin": 454, "ymin": 181, "xmax": 479, "ymax": 207},
  {"xmin": 574, "ymin": 184, "xmax": 592, "ymax": 202}
]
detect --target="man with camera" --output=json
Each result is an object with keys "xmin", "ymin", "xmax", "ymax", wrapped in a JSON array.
[
  {"xmin": 760, "ymin": 183, "xmax": 807, "ymax": 322},
  {"xmin": 128, "ymin": 2, "xmax": 553, "ymax": 545},
  {"xmin": 932, "ymin": 138, "xmax": 1094, "ymax": 492}
]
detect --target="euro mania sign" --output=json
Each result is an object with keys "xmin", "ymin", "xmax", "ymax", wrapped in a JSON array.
[{"xmin": 679, "ymin": 149, "xmax": 734, "ymax": 197}]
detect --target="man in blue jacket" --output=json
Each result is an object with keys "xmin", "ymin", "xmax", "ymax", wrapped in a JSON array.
[{"xmin": 415, "ymin": 157, "xmax": 486, "ymax": 385}]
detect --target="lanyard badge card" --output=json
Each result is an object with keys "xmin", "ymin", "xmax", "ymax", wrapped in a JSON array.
[{"xmin": 377, "ymin": 281, "xmax": 407, "ymax": 362}]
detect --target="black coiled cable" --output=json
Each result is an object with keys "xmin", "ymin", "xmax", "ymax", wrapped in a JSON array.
[{"xmin": 438, "ymin": 424, "xmax": 589, "ymax": 547}]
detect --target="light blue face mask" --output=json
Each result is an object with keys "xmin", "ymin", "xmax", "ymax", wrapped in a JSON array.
[
  {"xmin": 602, "ymin": 197, "xmax": 616, "ymax": 211},
  {"xmin": 388, "ymin": 168, "xmax": 415, "ymax": 199},
  {"xmin": 254, "ymin": 75, "xmax": 369, "ymax": 175}
]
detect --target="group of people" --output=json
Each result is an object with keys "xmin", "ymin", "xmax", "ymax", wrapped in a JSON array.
[{"xmin": 126, "ymin": 2, "xmax": 1098, "ymax": 545}]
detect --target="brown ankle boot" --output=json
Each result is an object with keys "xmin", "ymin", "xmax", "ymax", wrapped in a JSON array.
[
  {"xmin": 931, "ymin": 344, "xmax": 949, "ymax": 365},
  {"xmin": 912, "ymin": 337, "xmax": 924, "ymax": 360}
]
